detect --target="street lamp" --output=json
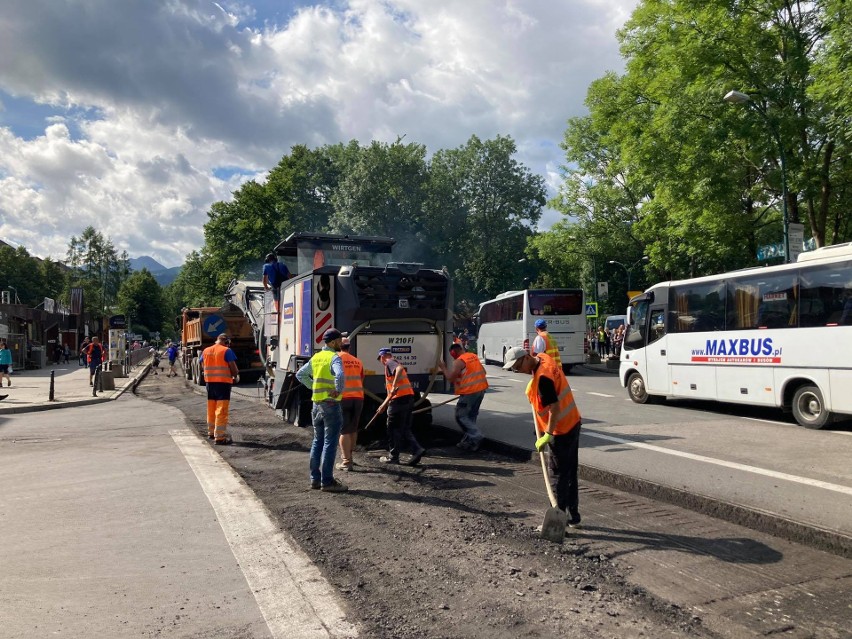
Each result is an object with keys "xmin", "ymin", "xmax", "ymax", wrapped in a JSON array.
[
  {"xmin": 608, "ymin": 256, "xmax": 649, "ymax": 293},
  {"xmin": 723, "ymin": 89, "xmax": 790, "ymax": 264}
]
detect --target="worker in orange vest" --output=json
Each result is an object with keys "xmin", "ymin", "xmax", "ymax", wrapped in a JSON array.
[
  {"xmin": 531, "ymin": 319, "xmax": 562, "ymax": 368},
  {"xmin": 376, "ymin": 348, "xmax": 425, "ymax": 466},
  {"xmin": 503, "ymin": 346, "xmax": 582, "ymax": 527},
  {"xmin": 438, "ymin": 343, "xmax": 489, "ymax": 452},
  {"xmin": 337, "ymin": 336, "xmax": 364, "ymax": 471},
  {"xmin": 200, "ymin": 333, "xmax": 240, "ymax": 445}
]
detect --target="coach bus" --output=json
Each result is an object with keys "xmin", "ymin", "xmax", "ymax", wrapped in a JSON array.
[
  {"xmin": 619, "ymin": 243, "xmax": 852, "ymax": 428},
  {"xmin": 477, "ymin": 288, "xmax": 585, "ymax": 372}
]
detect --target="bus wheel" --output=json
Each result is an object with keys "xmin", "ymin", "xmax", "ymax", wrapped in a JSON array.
[
  {"xmin": 792, "ymin": 385, "xmax": 831, "ymax": 429},
  {"xmin": 627, "ymin": 372, "xmax": 652, "ymax": 404}
]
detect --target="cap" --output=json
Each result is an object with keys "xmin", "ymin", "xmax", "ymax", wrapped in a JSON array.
[
  {"xmin": 534, "ymin": 319, "xmax": 547, "ymax": 329},
  {"xmin": 265, "ymin": 252, "xmax": 277, "ymax": 262},
  {"xmin": 216, "ymin": 333, "xmax": 230, "ymax": 342},
  {"xmin": 322, "ymin": 328, "xmax": 342, "ymax": 342},
  {"xmin": 341, "ymin": 336, "xmax": 351, "ymax": 346},
  {"xmin": 377, "ymin": 347, "xmax": 392, "ymax": 361},
  {"xmin": 503, "ymin": 346, "xmax": 528, "ymax": 370}
]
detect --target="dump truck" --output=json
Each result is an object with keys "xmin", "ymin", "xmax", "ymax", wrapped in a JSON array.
[
  {"xmin": 180, "ymin": 303, "xmax": 264, "ymax": 385},
  {"xmin": 266, "ymin": 232, "xmax": 454, "ymax": 431}
]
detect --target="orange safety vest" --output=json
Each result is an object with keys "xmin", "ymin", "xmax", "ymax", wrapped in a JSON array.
[
  {"xmin": 537, "ymin": 330, "xmax": 562, "ymax": 367},
  {"xmin": 202, "ymin": 344, "xmax": 233, "ymax": 384},
  {"xmin": 454, "ymin": 352, "xmax": 488, "ymax": 395},
  {"xmin": 384, "ymin": 359, "xmax": 415, "ymax": 399},
  {"xmin": 86, "ymin": 342, "xmax": 103, "ymax": 363},
  {"xmin": 526, "ymin": 353, "xmax": 580, "ymax": 436},
  {"xmin": 340, "ymin": 352, "xmax": 365, "ymax": 400}
]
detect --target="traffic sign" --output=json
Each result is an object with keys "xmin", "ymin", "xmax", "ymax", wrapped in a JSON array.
[
  {"xmin": 202, "ymin": 314, "xmax": 226, "ymax": 337},
  {"xmin": 585, "ymin": 302, "xmax": 598, "ymax": 318},
  {"xmin": 109, "ymin": 314, "xmax": 126, "ymax": 329}
]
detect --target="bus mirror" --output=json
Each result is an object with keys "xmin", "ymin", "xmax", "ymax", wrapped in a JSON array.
[{"xmin": 626, "ymin": 307, "xmax": 634, "ymax": 326}]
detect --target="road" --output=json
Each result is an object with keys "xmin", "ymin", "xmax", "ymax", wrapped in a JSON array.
[{"xmin": 429, "ymin": 363, "xmax": 852, "ymax": 550}]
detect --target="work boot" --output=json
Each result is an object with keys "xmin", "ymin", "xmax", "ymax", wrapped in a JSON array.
[
  {"xmin": 321, "ymin": 479, "xmax": 349, "ymax": 493},
  {"xmin": 408, "ymin": 448, "xmax": 425, "ymax": 467},
  {"xmin": 379, "ymin": 456, "xmax": 400, "ymax": 464}
]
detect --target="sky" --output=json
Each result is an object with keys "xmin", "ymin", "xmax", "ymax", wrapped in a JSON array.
[{"xmin": 0, "ymin": 0, "xmax": 637, "ymax": 268}]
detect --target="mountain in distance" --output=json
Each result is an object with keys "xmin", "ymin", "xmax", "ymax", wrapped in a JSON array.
[{"xmin": 129, "ymin": 256, "xmax": 182, "ymax": 286}]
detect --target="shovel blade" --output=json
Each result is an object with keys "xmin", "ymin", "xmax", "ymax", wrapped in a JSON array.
[{"xmin": 540, "ymin": 507, "xmax": 567, "ymax": 543}]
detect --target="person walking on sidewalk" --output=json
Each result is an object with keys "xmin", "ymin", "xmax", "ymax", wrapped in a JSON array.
[
  {"xmin": 0, "ymin": 341, "xmax": 12, "ymax": 387},
  {"xmin": 337, "ymin": 337, "xmax": 364, "ymax": 471},
  {"xmin": 199, "ymin": 334, "xmax": 240, "ymax": 445},
  {"xmin": 503, "ymin": 346, "xmax": 583, "ymax": 527},
  {"xmin": 295, "ymin": 328, "xmax": 348, "ymax": 493},
  {"xmin": 85, "ymin": 337, "xmax": 104, "ymax": 386},
  {"xmin": 438, "ymin": 343, "xmax": 488, "ymax": 452},
  {"xmin": 79, "ymin": 338, "xmax": 90, "ymax": 367},
  {"xmin": 376, "ymin": 348, "xmax": 425, "ymax": 467}
]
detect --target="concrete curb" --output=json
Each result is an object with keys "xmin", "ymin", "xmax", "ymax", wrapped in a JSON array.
[{"xmin": 450, "ymin": 427, "xmax": 852, "ymax": 560}]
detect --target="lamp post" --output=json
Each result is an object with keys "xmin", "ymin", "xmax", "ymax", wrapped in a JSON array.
[
  {"xmin": 608, "ymin": 256, "xmax": 649, "ymax": 293},
  {"xmin": 723, "ymin": 89, "xmax": 790, "ymax": 264}
]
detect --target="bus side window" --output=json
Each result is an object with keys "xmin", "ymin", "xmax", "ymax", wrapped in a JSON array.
[{"xmin": 649, "ymin": 308, "xmax": 666, "ymax": 344}]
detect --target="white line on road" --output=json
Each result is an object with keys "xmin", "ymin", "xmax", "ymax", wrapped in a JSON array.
[
  {"xmin": 586, "ymin": 392, "xmax": 615, "ymax": 398},
  {"xmin": 170, "ymin": 430, "xmax": 358, "ymax": 639},
  {"xmin": 583, "ymin": 428, "xmax": 852, "ymax": 497}
]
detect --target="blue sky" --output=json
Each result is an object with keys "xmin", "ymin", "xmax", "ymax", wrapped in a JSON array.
[{"xmin": 0, "ymin": 0, "xmax": 636, "ymax": 267}]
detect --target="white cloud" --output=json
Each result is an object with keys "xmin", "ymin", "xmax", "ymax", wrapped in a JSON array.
[{"xmin": 0, "ymin": 0, "xmax": 636, "ymax": 267}]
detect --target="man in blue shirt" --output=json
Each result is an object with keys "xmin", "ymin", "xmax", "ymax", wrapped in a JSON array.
[
  {"xmin": 296, "ymin": 328, "xmax": 348, "ymax": 493},
  {"xmin": 263, "ymin": 253, "xmax": 292, "ymax": 313}
]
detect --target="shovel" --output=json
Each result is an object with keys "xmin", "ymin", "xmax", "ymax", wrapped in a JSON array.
[{"xmin": 540, "ymin": 507, "xmax": 568, "ymax": 544}]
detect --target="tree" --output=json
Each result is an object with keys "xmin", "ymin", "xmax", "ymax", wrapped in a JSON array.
[
  {"xmin": 66, "ymin": 226, "xmax": 129, "ymax": 317},
  {"xmin": 0, "ymin": 245, "xmax": 44, "ymax": 306},
  {"xmin": 117, "ymin": 269, "xmax": 165, "ymax": 337}
]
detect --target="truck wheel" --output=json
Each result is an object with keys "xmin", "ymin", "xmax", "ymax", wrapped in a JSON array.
[
  {"xmin": 792, "ymin": 385, "xmax": 831, "ymax": 429},
  {"xmin": 184, "ymin": 361, "xmax": 192, "ymax": 380}
]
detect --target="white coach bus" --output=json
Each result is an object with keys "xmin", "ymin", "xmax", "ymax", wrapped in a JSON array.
[
  {"xmin": 476, "ymin": 288, "xmax": 585, "ymax": 372},
  {"xmin": 619, "ymin": 243, "xmax": 852, "ymax": 428}
]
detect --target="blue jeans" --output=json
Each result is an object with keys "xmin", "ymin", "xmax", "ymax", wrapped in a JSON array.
[
  {"xmin": 456, "ymin": 390, "xmax": 485, "ymax": 442},
  {"xmin": 310, "ymin": 401, "xmax": 343, "ymax": 486}
]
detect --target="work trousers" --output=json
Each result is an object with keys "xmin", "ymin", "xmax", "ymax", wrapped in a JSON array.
[
  {"xmin": 545, "ymin": 424, "xmax": 582, "ymax": 519},
  {"xmin": 386, "ymin": 395, "xmax": 422, "ymax": 460},
  {"xmin": 206, "ymin": 382, "xmax": 233, "ymax": 441},
  {"xmin": 455, "ymin": 390, "xmax": 485, "ymax": 442}
]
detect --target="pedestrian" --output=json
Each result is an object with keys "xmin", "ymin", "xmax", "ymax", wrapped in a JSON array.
[
  {"xmin": 0, "ymin": 341, "xmax": 12, "ymax": 387},
  {"xmin": 262, "ymin": 252, "xmax": 292, "ymax": 313},
  {"xmin": 503, "ymin": 346, "xmax": 583, "ymax": 528},
  {"xmin": 597, "ymin": 325, "xmax": 606, "ymax": 356},
  {"xmin": 531, "ymin": 319, "xmax": 562, "ymax": 368},
  {"xmin": 612, "ymin": 325, "xmax": 625, "ymax": 358},
  {"xmin": 52, "ymin": 343, "xmax": 62, "ymax": 365},
  {"xmin": 438, "ymin": 343, "xmax": 488, "ymax": 452},
  {"xmin": 295, "ymin": 328, "xmax": 349, "ymax": 493},
  {"xmin": 79, "ymin": 338, "xmax": 90, "ymax": 366},
  {"xmin": 199, "ymin": 333, "xmax": 240, "ymax": 445},
  {"xmin": 166, "ymin": 342, "xmax": 179, "ymax": 377},
  {"xmin": 337, "ymin": 336, "xmax": 364, "ymax": 471},
  {"xmin": 63, "ymin": 343, "xmax": 70, "ymax": 364},
  {"xmin": 376, "ymin": 348, "xmax": 425, "ymax": 466},
  {"xmin": 85, "ymin": 337, "xmax": 104, "ymax": 386},
  {"xmin": 149, "ymin": 347, "xmax": 161, "ymax": 375}
]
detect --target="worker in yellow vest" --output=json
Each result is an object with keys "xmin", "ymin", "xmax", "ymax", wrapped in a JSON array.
[
  {"xmin": 295, "ymin": 328, "xmax": 348, "ymax": 493},
  {"xmin": 337, "ymin": 336, "xmax": 364, "ymax": 471},
  {"xmin": 531, "ymin": 319, "xmax": 562, "ymax": 368},
  {"xmin": 200, "ymin": 333, "xmax": 240, "ymax": 445},
  {"xmin": 438, "ymin": 343, "xmax": 489, "ymax": 452},
  {"xmin": 503, "ymin": 346, "xmax": 583, "ymax": 527}
]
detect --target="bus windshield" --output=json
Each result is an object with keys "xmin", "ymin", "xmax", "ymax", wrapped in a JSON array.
[{"xmin": 528, "ymin": 290, "xmax": 583, "ymax": 316}]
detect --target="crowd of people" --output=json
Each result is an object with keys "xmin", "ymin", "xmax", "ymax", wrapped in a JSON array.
[{"xmin": 587, "ymin": 324, "xmax": 625, "ymax": 359}]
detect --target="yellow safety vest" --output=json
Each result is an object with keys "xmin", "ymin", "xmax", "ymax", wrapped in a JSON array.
[
  {"xmin": 311, "ymin": 350, "xmax": 340, "ymax": 403},
  {"xmin": 540, "ymin": 331, "xmax": 562, "ymax": 367}
]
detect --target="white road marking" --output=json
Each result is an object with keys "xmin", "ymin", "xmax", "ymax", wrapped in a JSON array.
[
  {"xmin": 582, "ymin": 428, "xmax": 852, "ymax": 497},
  {"xmin": 586, "ymin": 392, "xmax": 615, "ymax": 398},
  {"xmin": 170, "ymin": 430, "xmax": 358, "ymax": 639}
]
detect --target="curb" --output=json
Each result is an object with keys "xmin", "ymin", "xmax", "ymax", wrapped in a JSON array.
[{"xmin": 446, "ymin": 426, "xmax": 852, "ymax": 560}]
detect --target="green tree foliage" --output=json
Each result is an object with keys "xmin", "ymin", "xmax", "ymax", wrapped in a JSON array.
[
  {"xmin": 0, "ymin": 244, "xmax": 50, "ymax": 306},
  {"xmin": 66, "ymin": 226, "xmax": 130, "ymax": 316},
  {"xmin": 549, "ymin": 0, "xmax": 851, "ymax": 287},
  {"xmin": 163, "ymin": 250, "xmax": 221, "ymax": 316},
  {"xmin": 117, "ymin": 269, "xmax": 165, "ymax": 337}
]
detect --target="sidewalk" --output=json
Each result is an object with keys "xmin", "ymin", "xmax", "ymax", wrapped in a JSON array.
[{"xmin": 0, "ymin": 360, "xmax": 151, "ymax": 414}]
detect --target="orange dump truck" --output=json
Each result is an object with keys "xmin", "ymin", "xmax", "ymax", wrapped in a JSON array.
[{"xmin": 180, "ymin": 304, "xmax": 264, "ymax": 384}]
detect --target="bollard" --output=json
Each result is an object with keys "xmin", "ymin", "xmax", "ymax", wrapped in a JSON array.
[
  {"xmin": 92, "ymin": 367, "xmax": 100, "ymax": 397},
  {"xmin": 49, "ymin": 370, "xmax": 55, "ymax": 401}
]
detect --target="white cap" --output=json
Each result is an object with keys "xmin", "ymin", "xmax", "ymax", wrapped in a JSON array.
[{"xmin": 503, "ymin": 346, "xmax": 528, "ymax": 370}]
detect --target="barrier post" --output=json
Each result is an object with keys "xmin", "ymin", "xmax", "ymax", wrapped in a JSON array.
[
  {"xmin": 49, "ymin": 370, "xmax": 55, "ymax": 401},
  {"xmin": 92, "ymin": 367, "xmax": 100, "ymax": 397}
]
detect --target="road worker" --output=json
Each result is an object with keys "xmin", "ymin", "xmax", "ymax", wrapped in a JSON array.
[
  {"xmin": 504, "ymin": 346, "xmax": 582, "ymax": 527},
  {"xmin": 295, "ymin": 328, "xmax": 348, "ymax": 492},
  {"xmin": 438, "ymin": 343, "xmax": 488, "ymax": 452},
  {"xmin": 199, "ymin": 333, "xmax": 240, "ymax": 445},
  {"xmin": 337, "ymin": 336, "xmax": 364, "ymax": 471},
  {"xmin": 262, "ymin": 252, "xmax": 292, "ymax": 313},
  {"xmin": 376, "ymin": 348, "xmax": 425, "ymax": 466},
  {"xmin": 531, "ymin": 319, "xmax": 562, "ymax": 368},
  {"xmin": 85, "ymin": 337, "xmax": 104, "ymax": 386}
]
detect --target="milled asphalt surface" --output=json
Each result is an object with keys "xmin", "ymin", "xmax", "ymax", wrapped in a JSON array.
[{"xmin": 3, "ymin": 357, "xmax": 851, "ymax": 638}]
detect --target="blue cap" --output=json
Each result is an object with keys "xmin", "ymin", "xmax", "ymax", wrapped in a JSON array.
[
  {"xmin": 377, "ymin": 347, "xmax": 392, "ymax": 361},
  {"xmin": 322, "ymin": 328, "xmax": 342, "ymax": 342},
  {"xmin": 535, "ymin": 319, "xmax": 547, "ymax": 329}
]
